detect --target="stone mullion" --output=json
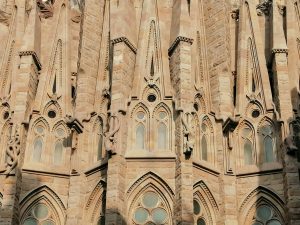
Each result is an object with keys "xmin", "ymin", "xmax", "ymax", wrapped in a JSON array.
[{"xmin": 169, "ymin": 39, "xmax": 194, "ymax": 225}]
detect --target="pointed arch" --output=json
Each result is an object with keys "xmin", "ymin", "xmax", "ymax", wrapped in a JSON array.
[
  {"xmin": 92, "ymin": 116, "xmax": 105, "ymax": 161},
  {"xmin": 239, "ymin": 186, "xmax": 285, "ymax": 224},
  {"xmin": 43, "ymin": 101, "xmax": 63, "ymax": 119},
  {"xmin": 153, "ymin": 103, "xmax": 172, "ymax": 151},
  {"xmin": 199, "ymin": 115, "xmax": 215, "ymax": 163},
  {"xmin": 85, "ymin": 179, "xmax": 106, "ymax": 223},
  {"xmin": 20, "ymin": 185, "xmax": 66, "ymax": 225},
  {"xmin": 194, "ymin": 93, "xmax": 207, "ymax": 114},
  {"xmin": 127, "ymin": 172, "xmax": 174, "ymax": 225},
  {"xmin": 257, "ymin": 116, "xmax": 277, "ymax": 163},
  {"xmin": 31, "ymin": 116, "xmax": 50, "ymax": 132},
  {"xmin": 131, "ymin": 102, "xmax": 150, "ymax": 151},
  {"xmin": 193, "ymin": 180, "xmax": 219, "ymax": 225}
]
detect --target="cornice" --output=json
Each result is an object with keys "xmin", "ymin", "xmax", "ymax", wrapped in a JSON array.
[
  {"xmin": 168, "ymin": 36, "xmax": 194, "ymax": 56},
  {"xmin": 19, "ymin": 51, "xmax": 42, "ymax": 71},
  {"xmin": 111, "ymin": 37, "xmax": 137, "ymax": 54}
]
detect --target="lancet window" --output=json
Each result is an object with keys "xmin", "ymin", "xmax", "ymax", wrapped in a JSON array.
[
  {"xmin": 32, "ymin": 126, "xmax": 46, "ymax": 163},
  {"xmin": 258, "ymin": 122, "xmax": 276, "ymax": 163},
  {"xmin": 53, "ymin": 127, "xmax": 66, "ymax": 165},
  {"xmin": 199, "ymin": 118, "xmax": 213, "ymax": 162},
  {"xmin": 94, "ymin": 119, "xmax": 104, "ymax": 161},
  {"xmin": 135, "ymin": 111, "xmax": 147, "ymax": 150},
  {"xmin": 240, "ymin": 126, "xmax": 255, "ymax": 165},
  {"xmin": 156, "ymin": 110, "xmax": 169, "ymax": 150}
]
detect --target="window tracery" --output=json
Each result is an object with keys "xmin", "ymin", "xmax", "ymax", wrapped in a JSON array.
[
  {"xmin": 250, "ymin": 205, "xmax": 283, "ymax": 225},
  {"xmin": 22, "ymin": 203, "xmax": 57, "ymax": 225},
  {"xmin": 258, "ymin": 123, "xmax": 276, "ymax": 163},
  {"xmin": 199, "ymin": 118, "xmax": 213, "ymax": 162},
  {"xmin": 156, "ymin": 111, "xmax": 168, "ymax": 150},
  {"xmin": 131, "ymin": 191, "xmax": 170, "ymax": 225},
  {"xmin": 135, "ymin": 111, "xmax": 147, "ymax": 150},
  {"xmin": 53, "ymin": 127, "xmax": 66, "ymax": 165},
  {"xmin": 32, "ymin": 126, "xmax": 46, "ymax": 163},
  {"xmin": 193, "ymin": 199, "xmax": 209, "ymax": 225},
  {"xmin": 240, "ymin": 126, "xmax": 255, "ymax": 165}
]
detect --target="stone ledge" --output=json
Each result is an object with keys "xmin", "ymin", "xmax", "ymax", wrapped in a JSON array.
[
  {"xmin": 111, "ymin": 37, "xmax": 137, "ymax": 54},
  {"xmin": 22, "ymin": 165, "xmax": 70, "ymax": 178},
  {"xmin": 84, "ymin": 159, "xmax": 108, "ymax": 176},
  {"xmin": 168, "ymin": 36, "xmax": 194, "ymax": 56},
  {"xmin": 19, "ymin": 51, "xmax": 42, "ymax": 71},
  {"xmin": 236, "ymin": 162, "xmax": 283, "ymax": 177},
  {"xmin": 125, "ymin": 150, "xmax": 176, "ymax": 161},
  {"xmin": 192, "ymin": 160, "xmax": 220, "ymax": 176}
]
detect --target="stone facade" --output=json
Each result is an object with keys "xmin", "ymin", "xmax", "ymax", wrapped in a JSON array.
[{"xmin": 0, "ymin": 0, "xmax": 299, "ymax": 224}]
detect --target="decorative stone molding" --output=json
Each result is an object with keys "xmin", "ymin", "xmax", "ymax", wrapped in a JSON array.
[
  {"xmin": 256, "ymin": 0, "xmax": 272, "ymax": 16},
  {"xmin": 271, "ymin": 48, "xmax": 288, "ymax": 54},
  {"xmin": 111, "ymin": 37, "xmax": 137, "ymax": 54},
  {"xmin": 276, "ymin": 0, "xmax": 286, "ymax": 16},
  {"xmin": 231, "ymin": 9, "xmax": 239, "ymax": 21},
  {"xmin": 4, "ymin": 125, "xmax": 21, "ymax": 176},
  {"xmin": 37, "ymin": 0, "xmax": 54, "ymax": 19},
  {"xmin": 104, "ymin": 113, "xmax": 120, "ymax": 155},
  {"xmin": 19, "ymin": 51, "xmax": 42, "ymax": 70},
  {"xmin": 0, "ymin": 9, "xmax": 10, "ymax": 25},
  {"xmin": 168, "ymin": 36, "xmax": 194, "ymax": 56},
  {"xmin": 181, "ymin": 111, "xmax": 195, "ymax": 156}
]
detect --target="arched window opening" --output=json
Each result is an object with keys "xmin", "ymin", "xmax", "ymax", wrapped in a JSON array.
[
  {"xmin": 54, "ymin": 141, "xmax": 63, "ymax": 165},
  {"xmin": 259, "ymin": 123, "xmax": 276, "ymax": 163},
  {"xmin": 32, "ymin": 137, "xmax": 43, "ymax": 163},
  {"xmin": 201, "ymin": 136, "xmax": 208, "ymax": 161},
  {"xmin": 22, "ymin": 203, "xmax": 57, "ymax": 225},
  {"xmin": 244, "ymin": 140, "xmax": 253, "ymax": 165},
  {"xmin": 193, "ymin": 199, "xmax": 208, "ymax": 225},
  {"xmin": 53, "ymin": 127, "xmax": 66, "ymax": 165},
  {"xmin": 132, "ymin": 191, "xmax": 170, "ymax": 225},
  {"xmin": 240, "ymin": 126, "xmax": 255, "ymax": 165},
  {"xmin": 251, "ymin": 205, "xmax": 283, "ymax": 225},
  {"xmin": 136, "ymin": 123, "xmax": 145, "ymax": 149},
  {"xmin": 200, "ymin": 121, "xmax": 212, "ymax": 162},
  {"xmin": 158, "ymin": 122, "xmax": 167, "ymax": 150}
]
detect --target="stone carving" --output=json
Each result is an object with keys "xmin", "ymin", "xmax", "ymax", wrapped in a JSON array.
[
  {"xmin": 104, "ymin": 113, "xmax": 120, "ymax": 155},
  {"xmin": 256, "ymin": 0, "xmax": 272, "ymax": 16},
  {"xmin": 276, "ymin": 0, "xmax": 286, "ymax": 16},
  {"xmin": 0, "ymin": 8, "xmax": 10, "ymax": 25},
  {"xmin": 37, "ymin": 0, "xmax": 54, "ymax": 19},
  {"xmin": 70, "ymin": 0, "xmax": 81, "ymax": 23},
  {"xmin": 4, "ymin": 125, "xmax": 21, "ymax": 176},
  {"xmin": 181, "ymin": 111, "xmax": 195, "ymax": 155},
  {"xmin": 284, "ymin": 134, "xmax": 297, "ymax": 154},
  {"xmin": 231, "ymin": 9, "xmax": 239, "ymax": 21}
]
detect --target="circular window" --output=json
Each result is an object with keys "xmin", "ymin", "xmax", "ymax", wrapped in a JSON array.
[
  {"xmin": 56, "ymin": 128, "xmax": 65, "ymax": 137},
  {"xmin": 48, "ymin": 110, "xmax": 56, "ymax": 118},
  {"xmin": 137, "ymin": 112, "xmax": 145, "ymax": 120},
  {"xmin": 256, "ymin": 205, "xmax": 272, "ymax": 221},
  {"xmin": 3, "ymin": 111, "xmax": 9, "ymax": 120},
  {"xmin": 252, "ymin": 110, "xmax": 260, "ymax": 118},
  {"xmin": 41, "ymin": 221, "xmax": 55, "ymax": 225},
  {"xmin": 267, "ymin": 220, "xmax": 282, "ymax": 225},
  {"xmin": 35, "ymin": 126, "xmax": 44, "ymax": 134},
  {"xmin": 193, "ymin": 200, "xmax": 201, "ymax": 215},
  {"xmin": 147, "ymin": 94, "xmax": 156, "ymax": 102},
  {"xmin": 142, "ymin": 192, "xmax": 159, "ymax": 208},
  {"xmin": 23, "ymin": 218, "xmax": 38, "ymax": 225},
  {"xmin": 134, "ymin": 208, "xmax": 149, "ymax": 224},
  {"xmin": 197, "ymin": 218, "xmax": 206, "ymax": 225},
  {"xmin": 33, "ymin": 204, "xmax": 49, "ymax": 220},
  {"xmin": 152, "ymin": 208, "xmax": 168, "ymax": 224},
  {"xmin": 252, "ymin": 223, "xmax": 262, "ymax": 225},
  {"xmin": 159, "ymin": 112, "xmax": 167, "ymax": 119}
]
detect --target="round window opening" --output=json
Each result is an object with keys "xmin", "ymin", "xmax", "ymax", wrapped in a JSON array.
[
  {"xmin": 147, "ymin": 94, "xmax": 156, "ymax": 102},
  {"xmin": 3, "ymin": 111, "xmax": 9, "ymax": 120},
  {"xmin": 48, "ymin": 110, "xmax": 56, "ymax": 119},
  {"xmin": 252, "ymin": 110, "xmax": 260, "ymax": 118}
]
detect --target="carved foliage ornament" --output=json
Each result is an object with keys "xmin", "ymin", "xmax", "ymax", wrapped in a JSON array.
[
  {"xmin": 37, "ymin": 0, "xmax": 54, "ymax": 19},
  {"xmin": 256, "ymin": 0, "xmax": 272, "ymax": 16},
  {"xmin": 5, "ymin": 125, "xmax": 21, "ymax": 176}
]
